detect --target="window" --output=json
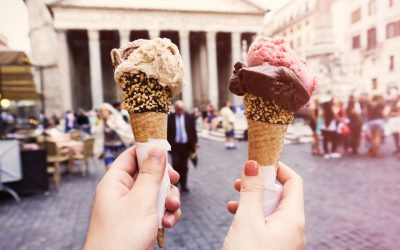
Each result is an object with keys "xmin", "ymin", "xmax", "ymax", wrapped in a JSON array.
[
  {"xmin": 290, "ymin": 40, "xmax": 294, "ymax": 48},
  {"xmin": 351, "ymin": 8, "xmax": 361, "ymax": 24},
  {"xmin": 367, "ymin": 27, "xmax": 377, "ymax": 50},
  {"xmin": 305, "ymin": 20, "xmax": 309, "ymax": 26},
  {"xmin": 368, "ymin": 0, "xmax": 377, "ymax": 15},
  {"xmin": 389, "ymin": 55, "xmax": 394, "ymax": 72},
  {"xmin": 298, "ymin": 37, "xmax": 302, "ymax": 47},
  {"xmin": 389, "ymin": 0, "xmax": 394, "ymax": 7},
  {"xmin": 352, "ymin": 35, "xmax": 361, "ymax": 49},
  {"xmin": 387, "ymin": 20, "xmax": 400, "ymax": 39}
]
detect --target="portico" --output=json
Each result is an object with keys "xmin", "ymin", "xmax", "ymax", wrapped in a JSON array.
[{"xmin": 27, "ymin": 0, "xmax": 266, "ymax": 114}]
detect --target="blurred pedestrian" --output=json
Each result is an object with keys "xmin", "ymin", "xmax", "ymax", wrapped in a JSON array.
[
  {"xmin": 366, "ymin": 92, "xmax": 385, "ymax": 157},
  {"xmin": 220, "ymin": 101, "xmax": 236, "ymax": 149},
  {"xmin": 388, "ymin": 95, "xmax": 400, "ymax": 155},
  {"xmin": 64, "ymin": 110, "xmax": 75, "ymax": 133},
  {"xmin": 346, "ymin": 96, "xmax": 363, "ymax": 154},
  {"xmin": 112, "ymin": 102, "xmax": 129, "ymax": 123},
  {"xmin": 167, "ymin": 100, "xmax": 198, "ymax": 192},
  {"xmin": 321, "ymin": 100, "xmax": 341, "ymax": 159},
  {"xmin": 206, "ymin": 101, "xmax": 217, "ymax": 131},
  {"xmin": 76, "ymin": 108, "xmax": 91, "ymax": 134},
  {"xmin": 94, "ymin": 103, "xmax": 134, "ymax": 169},
  {"xmin": 309, "ymin": 98, "xmax": 322, "ymax": 156}
]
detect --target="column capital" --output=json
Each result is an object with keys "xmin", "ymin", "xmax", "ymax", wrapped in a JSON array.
[
  {"xmin": 206, "ymin": 31, "xmax": 216, "ymax": 40},
  {"xmin": 179, "ymin": 30, "xmax": 190, "ymax": 39},
  {"xmin": 148, "ymin": 30, "xmax": 160, "ymax": 40},
  {"xmin": 119, "ymin": 29, "xmax": 131, "ymax": 47},
  {"xmin": 88, "ymin": 30, "xmax": 100, "ymax": 41}
]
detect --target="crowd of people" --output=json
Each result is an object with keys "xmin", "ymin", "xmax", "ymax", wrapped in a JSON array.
[{"xmin": 309, "ymin": 92, "xmax": 400, "ymax": 159}]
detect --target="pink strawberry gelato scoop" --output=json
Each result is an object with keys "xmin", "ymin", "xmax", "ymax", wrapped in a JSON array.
[
  {"xmin": 248, "ymin": 37, "xmax": 317, "ymax": 95},
  {"xmin": 229, "ymin": 37, "xmax": 318, "ymax": 112}
]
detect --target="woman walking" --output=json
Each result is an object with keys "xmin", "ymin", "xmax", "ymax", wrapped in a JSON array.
[
  {"xmin": 346, "ymin": 97, "xmax": 363, "ymax": 154},
  {"xmin": 321, "ymin": 100, "xmax": 341, "ymax": 159},
  {"xmin": 388, "ymin": 95, "xmax": 400, "ymax": 155},
  {"xmin": 309, "ymin": 98, "xmax": 322, "ymax": 156},
  {"xmin": 94, "ymin": 103, "xmax": 134, "ymax": 169}
]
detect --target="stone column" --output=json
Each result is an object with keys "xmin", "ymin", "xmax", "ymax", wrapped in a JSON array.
[
  {"xmin": 88, "ymin": 30, "xmax": 104, "ymax": 109},
  {"xmin": 231, "ymin": 32, "xmax": 243, "ymax": 105},
  {"xmin": 206, "ymin": 31, "xmax": 218, "ymax": 107},
  {"xmin": 179, "ymin": 30, "xmax": 193, "ymax": 108},
  {"xmin": 149, "ymin": 30, "xmax": 160, "ymax": 40},
  {"xmin": 56, "ymin": 30, "xmax": 73, "ymax": 111},
  {"xmin": 119, "ymin": 29, "xmax": 130, "ymax": 48}
]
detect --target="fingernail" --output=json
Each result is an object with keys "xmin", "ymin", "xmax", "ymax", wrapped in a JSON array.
[
  {"xmin": 244, "ymin": 161, "xmax": 259, "ymax": 176},
  {"xmin": 147, "ymin": 147, "xmax": 164, "ymax": 162},
  {"xmin": 168, "ymin": 216, "xmax": 175, "ymax": 226}
]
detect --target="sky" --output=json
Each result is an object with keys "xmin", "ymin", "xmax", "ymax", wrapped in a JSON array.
[{"xmin": 0, "ymin": 0, "xmax": 289, "ymax": 54}]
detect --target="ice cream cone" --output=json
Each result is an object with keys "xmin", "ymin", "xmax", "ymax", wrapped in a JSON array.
[
  {"xmin": 112, "ymin": 38, "xmax": 184, "ymax": 249},
  {"xmin": 247, "ymin": 120, "xmax": 288, "ymax": 170},
  {"xmin": 244, "ymin": 93, "xmax": 293, "ymax": 171},
  {"xmin": 119, "ymin": 72, "xmax": 169, "ymax": 248},
  {"xmin": 130, "ymin": 112, "xmax": 167, "ymax": 142}
]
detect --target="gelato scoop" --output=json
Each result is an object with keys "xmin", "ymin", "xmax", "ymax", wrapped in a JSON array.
[
  {"xmin": 247, "ymin": 37, "xmax": 317, "ymax": 95},
  {"xmin": 230, "ymin": 37, "xmax": 317, "ymax": 113},
  {"xmin": 111, "ymin": 38, "xmax": 184, "ymax": 98}
]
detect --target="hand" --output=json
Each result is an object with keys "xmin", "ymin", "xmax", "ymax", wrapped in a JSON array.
[
  {"xmin": 223, "ymin": 161, "xmax": 306, "ymax": 250},
  {"xmin": 195, "ymin": 143, "xmax": 200, "ymax": 149},
  {"xmin": 84, "ymin": 146, "xmax": 181, "ymax": 250}
]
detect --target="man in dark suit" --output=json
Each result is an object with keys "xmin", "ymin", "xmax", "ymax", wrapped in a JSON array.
[{"xmin": 167, "ymin": 100, "xmax": 198, "ymax": 192}]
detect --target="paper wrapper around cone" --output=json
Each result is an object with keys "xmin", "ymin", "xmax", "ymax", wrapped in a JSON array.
[
  {"xmin": 247, "ymin": 120, "xmax": 288, "ymax": 170},
  {"xmin": 130, "ymin": 112, "xmax": 167, "ymax": 142}
]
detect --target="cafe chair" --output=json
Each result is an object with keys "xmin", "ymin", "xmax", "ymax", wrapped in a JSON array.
[
  {"xmin": 70, "ymin": 129, "xmax": 81, "ymax": 141},
  {"xmin": 73, "ymin": 137, "xmax": 96, "ymax": 176},
  {"xmin": 45, "ymin": 141, "xmax": 70, "ymax": 192}
]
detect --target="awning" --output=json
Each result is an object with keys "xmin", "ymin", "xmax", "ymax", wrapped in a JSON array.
[{"xmin": 0, "ymin": 47, "xmax": 40, "ymax": 101}]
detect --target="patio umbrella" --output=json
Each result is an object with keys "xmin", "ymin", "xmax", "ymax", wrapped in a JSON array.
[{"xmin": 0, "ymin": 43, "xmax": 40, "ymax": 101}]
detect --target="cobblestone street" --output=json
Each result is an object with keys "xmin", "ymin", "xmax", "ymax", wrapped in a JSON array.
[{"xmin": 1, "ymin": 138, "xmax": 400, "ymax": 250}]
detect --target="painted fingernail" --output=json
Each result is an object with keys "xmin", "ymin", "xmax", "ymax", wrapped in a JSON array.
[
  {"xmin": 168, "ymin": 216, "xmax": 175, "ymax": 226},
  {"xmin": 147, "ymin": 147, "xmax": 164, "ymax": 162},
  {"xmin": 244, "ymin": 161, "xmax": 259, "ymax": 176}
]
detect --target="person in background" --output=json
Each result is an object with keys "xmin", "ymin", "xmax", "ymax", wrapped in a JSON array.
[
  {"xmin": 64, "ymin": 110, "xmax": 75, "ymax": 133},
  {"xmin": 76, "ymin": 108, "xmax": 91, "ymax": 134},
  {"xmin": 321, "ymin": 100, "xmax": 341, "ymax": 159},
  {"xmin": 309, "ymin": 98, "xmax": 322, "ymax": 156},
  {"xmin": 366, "ymin": 92, "xmax": 385, "ymax": 157},
  {"xmin": 206, "ymin": 101, "xmax": 217, "ymax": 131},
  {"xmin": 113, "ymin": 102, "xmax": 130, "ymax": 123},
  {"xmin": 346, "ymin": 96, "xmax": 363, "ymax": 155},
  {"xmin": 167, "ymin": 100, "xmax": 198, "ymax": 192},
  {"xmin": 94, "ymin": 103, "xmax": 134, "ymax": 169},
  {"xmin": 220, "ymin": 101, "xmax": 236, "ymax": 149},
  {"xmin": 388, "ymin": 95, "xmax": 400, "ymax": 155}
]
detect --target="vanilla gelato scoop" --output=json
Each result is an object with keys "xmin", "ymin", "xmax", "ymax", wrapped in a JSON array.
[{"xmin": 111, "ymin": 38, "xmax": 184, "ymax": 97}]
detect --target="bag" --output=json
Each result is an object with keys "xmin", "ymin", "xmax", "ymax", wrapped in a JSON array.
[{"xmin": 339, "ymin": 122, "xmax": 351, "ymax": 137}]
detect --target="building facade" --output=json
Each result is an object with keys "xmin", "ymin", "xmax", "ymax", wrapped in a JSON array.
[
  {"xmin": 25, "ymin": 0, "xmax": 266, "ymax": 115},
  {"xmin": 348, "ymin": 0, "xmax": 400, "ymax": 94},
  {"xmin": 265, "ymin": 0, "xmax": 400, "ymax": 98}
]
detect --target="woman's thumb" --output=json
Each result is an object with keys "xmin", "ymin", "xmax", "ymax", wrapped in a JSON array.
[
  {"xmin": 236, "ymin": 161, "xmax": 264, "ymax": 218},
  {"xmin": 131, "ymin": 147, "xmax": 166, "ymax": 201}
]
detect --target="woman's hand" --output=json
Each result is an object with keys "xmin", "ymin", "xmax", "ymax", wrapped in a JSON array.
[
  {"xmin": 223, "ymin": 161, "xmax": 306, "ymax": 250},
  {"xmin": 84, "ymin": 146, "xmax": 181, "ymax": 250}
]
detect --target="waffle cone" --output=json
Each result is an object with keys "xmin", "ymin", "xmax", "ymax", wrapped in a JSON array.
[
  {"xmin": 247, "ymin": 119, "xmax": 288, "ymax": 170},
  {"xmin": 129, "ymin": 112, "xmax": 167, "ymax": 142}
]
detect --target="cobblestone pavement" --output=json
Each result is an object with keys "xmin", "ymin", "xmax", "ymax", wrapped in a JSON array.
[{"xmin": 1, "ymin": 138, "xmax": 400, "ymax": 250}]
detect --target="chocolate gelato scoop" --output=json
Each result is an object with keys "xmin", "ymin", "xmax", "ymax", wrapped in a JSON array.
[{"xmin": 229, "ymin": 61, "xmax": 310, "ymax": 112}]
